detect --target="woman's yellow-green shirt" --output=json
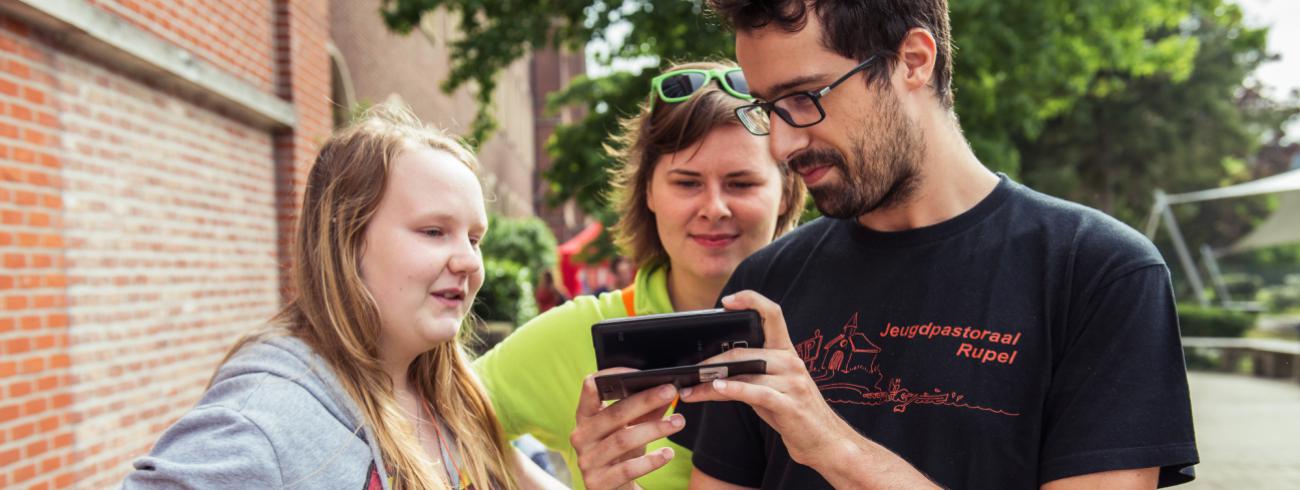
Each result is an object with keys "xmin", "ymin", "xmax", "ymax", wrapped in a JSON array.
[{"xmin": 472, "ymin": 266, "xmax": 690, "ymax": 490}]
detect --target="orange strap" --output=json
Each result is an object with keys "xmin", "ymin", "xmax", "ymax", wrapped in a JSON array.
[
  {"xmin": 618, "ymin": 284, "xmax": 681, "ymax": 413},
  {"xmin": 620, "ymin": 284, "xmax": 637, "ymax": 317}
]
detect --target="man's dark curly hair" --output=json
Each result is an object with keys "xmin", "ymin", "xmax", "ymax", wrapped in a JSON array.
[{"xmin": 709, "ymin": 0, "xmax": 955, "ymax": 109}]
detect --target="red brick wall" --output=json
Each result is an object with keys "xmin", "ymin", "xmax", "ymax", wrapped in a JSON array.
[
  {"xmin": 87, "ymin": 0, "xmax": 278, "ymax": 93},
  {"xmin": 0, "ymin": 17, "xmax": 73, "ymax": 490},
  {"xmin": 275, "ymin": 0, "xmax": 333, "ymax": 295},
  {"xmin": 0, "ymin": 1, "xmax": 333, "ymax": 487},
  {"xmin": 58, "ymin": 53, "xmax": 282, "ymax": 489}
]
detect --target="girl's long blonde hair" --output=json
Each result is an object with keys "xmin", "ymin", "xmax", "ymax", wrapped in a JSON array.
[{"xmin": 218, "ymin": 102, "xmax": 516, "ymax": 489}]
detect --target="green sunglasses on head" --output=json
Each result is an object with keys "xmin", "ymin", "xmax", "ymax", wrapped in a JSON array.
[{"xmin": 651, "ymin": 68, "xmax": 753, "ymax": 103}]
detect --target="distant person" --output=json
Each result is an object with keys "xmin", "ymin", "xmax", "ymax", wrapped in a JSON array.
[
  {"xmin": 534, "ymin": 270, "xmax": 569, "ymax": 314},
  {"xmin": 580, "ymin": 266, "xmax": 601, "ymax": 296},
  {"xmin": 122, "ymin": 103, "xmax": 563, "ymax": 489},
  {"xmin": 589, "ymin": 265, "xmax": 614, "ymax": 296},
  {"xmin": 473, "ymin": 61, "xmax": 806, "ymax": 489},
  {"xmin": 611, "ymin": 256, "xmax": 637, "ymax": 289},
  {"xmin": 582, "ymin": 1, "xmax": 1199, "ymax": 489}
]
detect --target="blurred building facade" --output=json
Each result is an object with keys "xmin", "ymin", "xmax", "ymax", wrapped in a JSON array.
[
  {"xmin": 0, "ymin": 0, "xmax": 582, "ymax": 487},
  {"xmin": 329, "ymin": 0, "xmax": 588, "ymax": 235}
]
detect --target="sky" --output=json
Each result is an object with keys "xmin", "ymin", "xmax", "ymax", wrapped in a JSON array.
[
  {"xmin": 1238, "ymin": 0, "xmax": 1300, "ymax": 100},
  {"xmin": 1238, "ymin": 0, "xmax": 1300, "ymax": 142}
]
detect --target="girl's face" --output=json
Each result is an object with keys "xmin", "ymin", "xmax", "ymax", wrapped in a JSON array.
[
  {"xmin": 646, "ymin": 124, "xmax": 787, "ymax": 285},
  {"xmin": 360, "ymin": 145, "xmax": 487, "ymax": 360}
]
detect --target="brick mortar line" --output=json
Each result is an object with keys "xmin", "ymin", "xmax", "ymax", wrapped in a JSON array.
[
  {"xmin": 0, "ymin": 371, "xmax": 71, "ymax": 395},
  {"xmin": 60, "ymin": 206, "xmax": 279, "ymax": 228},
  {"xmin": 72, "ymin": 302, "xmax": 274, "ymax": 313},
  {"xmin": 0, "ymin": 227, "xmax": 64, "ymax": 240},
  {"xmin": 65, "ymin": 291, "xmax": 278, "ymax": 303},
  {"xmin": 60, "ymin": 227, "xmax": 278, "ymax": 242}
]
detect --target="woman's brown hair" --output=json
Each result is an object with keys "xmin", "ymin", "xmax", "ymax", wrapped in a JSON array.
[{"xmin": 608, "ymin": 61, "xmax": 806, "ymax": 269}]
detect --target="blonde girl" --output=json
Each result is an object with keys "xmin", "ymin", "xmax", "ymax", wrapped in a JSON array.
[{"xmin": 123, "ymin": 103, "xmax": 561, "ymax": 489}]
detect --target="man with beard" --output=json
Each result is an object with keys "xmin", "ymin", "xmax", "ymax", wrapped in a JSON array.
[{"xmin": 569, "ymin": 1, "xmax": 1200, "ymax": 489}]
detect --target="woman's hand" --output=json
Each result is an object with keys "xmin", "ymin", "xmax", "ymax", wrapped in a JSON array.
[{"xmin": 571, "ymin": 369, "xmax": 684, "ymax": 490}]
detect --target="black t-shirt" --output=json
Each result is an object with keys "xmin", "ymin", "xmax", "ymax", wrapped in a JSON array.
[{"xmin": 686, "ymin": 176, "xmax": 1198, "ymax": 489}]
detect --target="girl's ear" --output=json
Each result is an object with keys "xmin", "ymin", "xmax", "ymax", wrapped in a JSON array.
[{"xmin": 646, "ymin": 180, "xmax": 657, "ymax": 214}]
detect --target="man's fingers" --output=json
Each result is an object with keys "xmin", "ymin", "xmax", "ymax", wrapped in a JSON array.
[
  {"xmin": 677, "ymin": 383, "xmax": 720, "ymax": 403},
  {"xmin": 584, "ymin": 447, "xmax": 675, "ymax": 490},
  {"xmin": 690, "ymin": 348, "xmax": 806, "ymax": 400},
  {"xmin": 678, "ymin": 377, "xmax": 733, "ymax": 403},
  {"xmin": 721, "ymin": 290, "xmax": 794, "ymax": 350},
  {"xmin": 679, "ymin": 378, "xmax": 785, "ymax": 410},
  {"xmin": 697, "ymin": 345, "xmax": 803, "ymax": 369},
  {"xmin": 696, "ymin": 346, "xmax": 755, "ymax": 365}
]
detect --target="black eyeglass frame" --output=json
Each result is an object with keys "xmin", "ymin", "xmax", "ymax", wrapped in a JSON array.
[{"xmin": 735, "ymin": 55, "xmax": 881, "ymax": 136}]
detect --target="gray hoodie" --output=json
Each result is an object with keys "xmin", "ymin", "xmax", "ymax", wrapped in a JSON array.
[{"xmin": 122, "ymin": 335, "xmax": 393, "ymax": 489}]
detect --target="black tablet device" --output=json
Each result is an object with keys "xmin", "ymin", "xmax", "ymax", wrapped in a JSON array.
[
  {"xmin": 594, "ymin": 360, "xmax": 767, "ymax": 401},
  {"xmin": 591, "ymin": 309, "xmax": 765, "ymax": 400}
]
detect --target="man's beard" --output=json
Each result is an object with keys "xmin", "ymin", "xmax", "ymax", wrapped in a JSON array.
[{"xmin": 789, "ymin": 91, "xmax": 923, "ymax": 219}]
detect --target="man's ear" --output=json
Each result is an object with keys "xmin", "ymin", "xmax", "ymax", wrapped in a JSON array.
[{"xmin": 896, "ymin": 28, "xmax": 938, "ymax": 95}]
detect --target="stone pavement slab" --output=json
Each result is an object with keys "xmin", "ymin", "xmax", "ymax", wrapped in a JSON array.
[{"xmin": 1184, "ymin": 371, "xmax": 1300, "ymax": 489}]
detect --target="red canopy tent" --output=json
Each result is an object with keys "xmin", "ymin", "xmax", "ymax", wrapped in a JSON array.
[{"xmin": 556, "ymin": 222, "xmax": 603, "ymax": 297}]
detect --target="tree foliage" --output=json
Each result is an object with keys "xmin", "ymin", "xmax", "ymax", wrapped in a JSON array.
[
  {"xmin": 951, "ymin": 0, "xmax": 1204, "ymax": 173},
  {"xmin": 1016, "ymin": 0, "xmax": 1299, "ymax": 294},
  {"xmin": 381, "ymin": 0, "xmax": 1297, "ymax": 281},
  {"xmin": 382, "ymin": 0, "xmax": 1208, "ymax": 211}
]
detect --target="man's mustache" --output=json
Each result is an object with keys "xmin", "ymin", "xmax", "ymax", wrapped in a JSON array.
[{"xmin": 787, "ymin": 148, "xmax": 846, "ymax": 174}]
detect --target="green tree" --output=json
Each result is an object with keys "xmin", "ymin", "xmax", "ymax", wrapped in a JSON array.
[
  {"xmin": 381, "ymin": 0, "xmax": 1206, "ymax": 220},
  {"xmin": 1017, "ymin": 0, "xmax": 1298, "ymax": 253}
]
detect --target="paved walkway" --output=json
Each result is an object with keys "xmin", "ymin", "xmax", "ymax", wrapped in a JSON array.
[{"xmin": 1185, "ymin": 371, "xmax": 1300, "ymax": 488}]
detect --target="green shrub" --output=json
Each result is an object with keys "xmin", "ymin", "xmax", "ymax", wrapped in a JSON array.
[
  {"xmin": 1177, "ymin": 304, "xmax": 1256, "ymax": 337},
  {"xmin": 1220, "ymin": 272, "xmax": 1262, "ymax": 301},
  {"xmin": 481, "ymin": 215, "xmax": 558, "ymax": 274},
  {"xmin": 473, "ymin": 258, "xmax": 537, "ymax": 325},
  {"xmin": 1182, "ymin": 348, "xmax": 1220, "ymax": 370},
  {"xmin": 1258, "ymin": 274, "xmax": 1300, "ymax": 313},
  {"xmin": 471, "ymin": 215, "xmax": 556, "ymax": 327}
]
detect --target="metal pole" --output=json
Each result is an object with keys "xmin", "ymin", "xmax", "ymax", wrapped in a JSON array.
[
  {"xmin": 1201, "ymin": 244, "xmax": 1232, "ymax": 306},
  {"xmin": 1145, "ymin": 190, "xmax": 1166, "ymax": 239},
  {"xmin": 1160, "ymin": 200, "xmax": 1210, "ymax": 306}
]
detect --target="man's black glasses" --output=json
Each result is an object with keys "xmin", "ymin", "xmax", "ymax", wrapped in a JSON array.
[{"xmin": 735, "ymin": 56, "xmax": 880, "ymax": 136}]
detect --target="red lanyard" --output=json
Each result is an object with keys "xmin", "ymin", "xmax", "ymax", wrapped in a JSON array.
[{"xmin": 420, "ymin": 396, "xmax": 464, "ymax": 488}]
